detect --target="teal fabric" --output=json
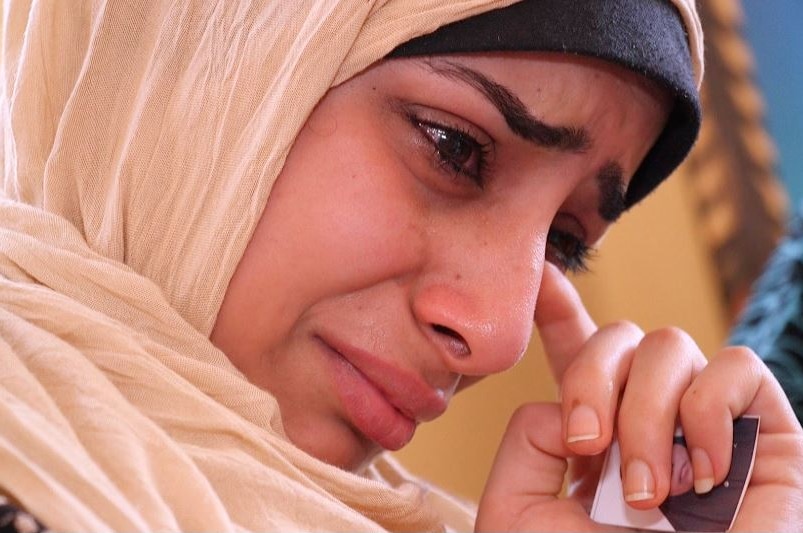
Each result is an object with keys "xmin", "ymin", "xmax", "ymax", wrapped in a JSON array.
[{"xmin": 730, "ymin": 203, "xmax": 803, "ymax": 424}]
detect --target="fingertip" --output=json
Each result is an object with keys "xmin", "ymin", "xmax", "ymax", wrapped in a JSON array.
[
  {"xmin": 566, "ymin": 405, "xmax": 600, "ymax": 441},
  {"xmin": 690, "ymin": 446, "xmax": 715, "ymax": 494},
  {"xmin": 543, "ymin": 260, "xmax": 564, "ymax": 278},
  {"xmin": 623, "ymin": 457, "xmax": 657, "ymax": 505},
  {"xmin": 536, "ymin": 263, "xmax": 574, "ymax": 315},
  {"xmin": 534, "ymin": 262, "xmax": 593, "ymax": 334}
]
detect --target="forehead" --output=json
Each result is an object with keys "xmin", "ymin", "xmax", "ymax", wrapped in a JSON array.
[
  {"xmin": 420, "ymin": 52, "xmax": 671, "ymax": 128},
  {"xmin": 351, "ymin": 51, "xmax": 671, "ymax": 145},
  {"xmin": 386, "ymin": 52, "xmax": 670, "ymax": 183}
]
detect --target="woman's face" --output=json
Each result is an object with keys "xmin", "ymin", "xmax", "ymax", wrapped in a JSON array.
[
  {"xmin": 210, "ymin": 52, "xmax": 670, "ymax": 470},
  {"xmin": 670, "ymin": 443, "xmax": 695, "ymax": 496}
]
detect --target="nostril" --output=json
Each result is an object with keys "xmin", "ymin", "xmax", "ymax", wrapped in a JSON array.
[
  {"xmin": 431, "ymin": 324, "xmax": 471, "ymax": 358},
  {"xmin": 432, "ymin": 323, "xmax": 461, "ymax": 339}
]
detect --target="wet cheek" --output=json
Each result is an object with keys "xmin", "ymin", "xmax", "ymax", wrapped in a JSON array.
[
  {"xmin": 319, "ymin": 172, "xmax": 426, "ymax": 283},
  {"xmin": 284, "ymin": 113, "xmax": 428, "ymax": 286}
]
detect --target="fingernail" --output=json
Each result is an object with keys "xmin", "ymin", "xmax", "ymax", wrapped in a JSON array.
[
  {"xmin": 691, "ymin": 447, "xmax": 715, "ymax": 494},
  {"xmin": 624, "ymin": 458, "xmax": 655, "ymax": 502},
  {"xmin": 566, "ymin": 405, "xmax": 601, "ymax": 443}
]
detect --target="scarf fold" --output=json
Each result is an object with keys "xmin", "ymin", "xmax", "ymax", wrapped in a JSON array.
[{"xmin": 0, "ymin": 0, "xmax": 701, "ymax": 530}]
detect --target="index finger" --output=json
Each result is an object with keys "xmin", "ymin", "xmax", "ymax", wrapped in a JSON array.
[{"xmin": 535, "ymin": 262, "xmax": 597, "ymax": 381}]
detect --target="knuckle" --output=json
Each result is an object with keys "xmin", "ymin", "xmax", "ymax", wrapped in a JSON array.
[
  {"xmin": 715, "ymin": 345, "xmax": 767, "ymax": 382},
  {"xmin": 599, "ymin": 319, "xmax": 644, "ymax": 340},
  {"xmin": 791, "ymin": 438, "xmax": 803, "ymax": 478},
  {"xmin": 638, "ymin": 326, "xmax": 697, "ymax": 356},
  {"xmin": 561, "ymin": 321, "xmax": 643, "ymax": 388},
  {"xmin": 717, "ymin": 344, "xmax": 761, "ymax": 367},
  {"xmin": 560, "ymin": 353, "xmax": 608, "ymax": 393},
  {"xmin": 506, "ymin": 403, "xmax": 560, "ymax": 440},
  {"xmin": 508, "ymin": 403, "xmax": 542, "ymax": 430}
]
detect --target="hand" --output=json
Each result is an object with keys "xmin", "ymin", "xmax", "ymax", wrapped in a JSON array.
[{"xmin": 475, "ymin": 263, "xmax": 803, "ymax": 532}]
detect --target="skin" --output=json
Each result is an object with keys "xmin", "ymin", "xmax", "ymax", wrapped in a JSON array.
[
  {"xmin": 211, "ymin": 52, "xmax": 803, "ymax": 530},
  {"xmin": 212, "ymin": 52, "xmax": 667, "ymax": 468}
]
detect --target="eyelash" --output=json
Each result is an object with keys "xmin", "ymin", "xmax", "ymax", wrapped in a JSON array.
[
  {"xmin": 408, "ymin": 114, "xmax": 492, "ymax": 188},
  {"xmin": 546, "ymin": 229, "xmax": 594, "ymax": 274},
  {"xmin": 405, "ymin": 109, "xmax": 593, "ymax": 274}
]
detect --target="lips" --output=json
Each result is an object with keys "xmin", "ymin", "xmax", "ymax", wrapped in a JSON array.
[{"xmin": 315, "ymin": 333, "xmax": 448, "ymax": 451}]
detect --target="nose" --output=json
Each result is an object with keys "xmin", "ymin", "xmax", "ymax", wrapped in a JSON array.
[{"xmin": 411, "ymin": 233, "xmax": 544, "ymax": 377}]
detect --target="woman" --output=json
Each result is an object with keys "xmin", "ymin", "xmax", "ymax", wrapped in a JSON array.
[{"xmin": 0, "ymin": 0, "xmax": 800, "ymax": 531}]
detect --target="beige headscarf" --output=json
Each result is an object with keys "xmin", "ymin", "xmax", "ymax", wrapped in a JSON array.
[{"xmin": 0, "ymin": 0, "xmax": 703, "ymax": 530}]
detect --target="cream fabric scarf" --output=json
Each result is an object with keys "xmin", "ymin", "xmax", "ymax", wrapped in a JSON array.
[{"xmin": 0, "ymin": 0, "xmax": 703, "ymax": 530}]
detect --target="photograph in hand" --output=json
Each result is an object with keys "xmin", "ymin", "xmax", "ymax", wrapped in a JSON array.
[{"xmin": 590, "ymin": 416, "xmax": 760, "ymax": 532}]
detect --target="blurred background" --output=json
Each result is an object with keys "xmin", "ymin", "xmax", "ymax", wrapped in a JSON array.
[
  {"xmin": 743, "ymin": 0, "xmax": 803, "ymax": 208},
  {"xmin": 394, "ymin": 0, "xmax": 800, "ymax": 503}
]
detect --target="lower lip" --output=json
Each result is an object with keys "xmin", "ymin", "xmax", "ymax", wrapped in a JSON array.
[{"xmin": 318, "ymin": 338, "xmax": 416, "ymax": 451}]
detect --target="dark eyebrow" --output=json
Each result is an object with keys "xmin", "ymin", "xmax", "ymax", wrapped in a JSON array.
[
  {"xmin": 420, "ymin": 58, "xmax": 626, "ymax": 223},
  {"xmin": 596, "ymin": 161, "xmax": 627, "ymax": 222},
  {"xmin": 424, "ymin": 59, "xmax": 592, "ymax": 152}
]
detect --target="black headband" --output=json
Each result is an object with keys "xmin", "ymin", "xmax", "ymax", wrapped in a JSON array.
[{"xmin": 389, "ymin": 0, "xmax": 701, "ymax": 207}]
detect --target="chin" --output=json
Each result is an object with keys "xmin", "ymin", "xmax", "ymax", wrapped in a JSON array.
[{"xmin": 286, "ymin": 420, "xmax": 384, "ymax": 472}]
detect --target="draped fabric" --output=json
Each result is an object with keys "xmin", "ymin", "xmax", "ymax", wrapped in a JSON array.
[{"xmin": 0, "ymin": 0, "xmax": 702, "ymax": 530}]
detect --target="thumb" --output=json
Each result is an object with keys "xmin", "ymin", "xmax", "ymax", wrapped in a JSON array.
[
  {"xmin": 476, "ymin": 403, "xmax": 603, "ymax": 532},
  {"xmin": 535, "ymin": 262, "xmax": 597, "ymax": 381}
]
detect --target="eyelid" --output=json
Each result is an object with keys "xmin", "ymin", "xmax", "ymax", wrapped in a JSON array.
[
  {"xmin": 548, "ymin": 213, "xmax": 596, "ymax": 273},
  {"xmin": 395, "ymin": 100, "xmax": 497, "ymax": 190},
  {"xmin": 416, "ymin": 118, "xmax": 493, "ymax": 189},
  {"xmin": 552, "ymin": 212, "xmax": 588, "ymax": 244},
  {"xmin": 546, "ymin": 227, "xmax": 595, "ymax": 274},
  {"xmin": 395, "ymin": 101, "xmax": 495, "ymax": 150}
]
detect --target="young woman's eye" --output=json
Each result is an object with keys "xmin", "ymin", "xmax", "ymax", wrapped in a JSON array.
[
  {"xmin": 414, "ymin": 119, "xmax": 491, "ymax": 188},
  {"xmin": 546, "ymin": 228, "xmax": 593, "ymax": 274}
]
